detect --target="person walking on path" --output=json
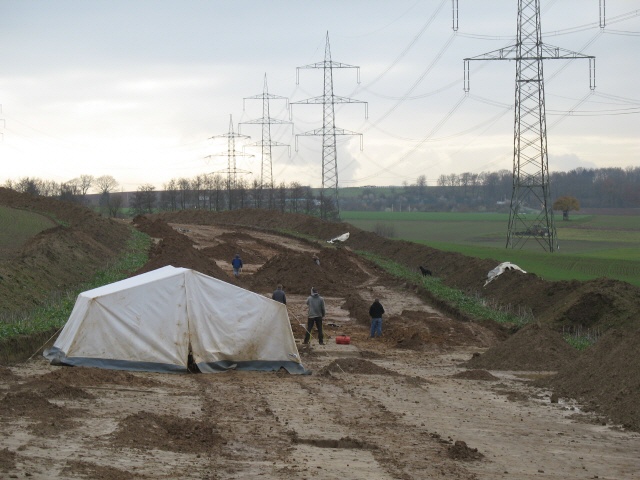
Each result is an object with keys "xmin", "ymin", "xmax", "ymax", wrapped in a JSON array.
[
  {"xmin": 231, "ymin": 254, "xmax": 243, "ymax": 278},
  {"xmin": 271, "ymin": 284, "xmax": 287, "ymax": 304},
  {"xmin": 369, "ymin": 298, "xmax": 385, "ymax": 338},
  {"xmin": 304, "ymin": 287, "xmax": 326, "ymax": 345}
]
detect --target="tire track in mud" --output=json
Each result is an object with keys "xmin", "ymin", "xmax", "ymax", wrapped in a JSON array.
[{"xmin": 256, "ymin": 367, "xmax": 477, "ymax": 480}]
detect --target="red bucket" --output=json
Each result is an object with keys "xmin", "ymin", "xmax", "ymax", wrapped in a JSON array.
[{"xmin": 335, "ymin": 335, "xmax": 351, "ymax": 345}]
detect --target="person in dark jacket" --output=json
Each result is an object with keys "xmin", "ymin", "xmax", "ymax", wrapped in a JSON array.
[
  {"xmin": 231, "ymin": 254, "xmax": 243, "ymax": 278},
  {"xmin": 271, "ymin": 284, "xmax": 286, "ymax": 304},
  {"xmin": 369, "ymin": 298, "xmax": 385, "ymax": 338},
  {"xmin": 304, "ymin": 287, "xmax": 326, "ymax": 345}
]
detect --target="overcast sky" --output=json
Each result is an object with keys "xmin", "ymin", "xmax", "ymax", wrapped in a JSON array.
[{"xmin": 1, "ymin": 0, "xmax": 638, "ymax": 192}]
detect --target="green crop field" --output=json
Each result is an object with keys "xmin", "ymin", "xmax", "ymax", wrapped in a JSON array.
[
  {"xmin": 0, "ymin": 206, "xmax": 56, "ymax": 259},
  {"xmin": 341, "ymin": 211, "xmax": 640, "ymax": 287}
]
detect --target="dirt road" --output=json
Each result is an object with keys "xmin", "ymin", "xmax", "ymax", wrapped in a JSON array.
[{"xmin": 1, "ymin": 223, "xmax": 639, "ymax": 479}]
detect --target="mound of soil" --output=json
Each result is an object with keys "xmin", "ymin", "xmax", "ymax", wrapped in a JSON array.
[
  {"xmin": 38, "ymin": 366, "xmax": 162, "ymax": 388},
  {"xmin": 132, "ymin": 216, "xmax": 228, "ymax": 280},
  {"xmin": 319, "ymin": 358, "xmax": 399, "ymax": 376},
  {"xmin": 0, "ymin": 366, "xmax": 16, "ymax": 381},
  {"xmin": 451, "ymin": 369, "xmax": 499, "ymax": 381},
  {"xmin": 0, "ymin": 448, "xmax": 16, "ymax": 473},
  {"xmin": 0, "ymin": 390, "xmax": 71, "ymax": 419},
  {"xmin": 447, "ymin": 440, "xmax": 484, "ymax": 461},
  {"xmin": 385, "ymin": 310, "xmax": 496, "ymax": 351},
  {"xmin": 17, "ymin": 379, "xmax": 95, "ymax": 400},
  {"xmin": 250, "ymin": 248, "xmax": 369, "ymax": 296},
  {"xmin": 465, "ymin": 323, "xmax": 579, "ymax": 371},
  {"xmin": 536, "ymin": 326, "xmax": 640, "ymax": 431},
  {"xmin": 62, "ymin": 460, "xmax": 145, "ymax": 479},
  {"xmin": 111, "ymin": 412, "xmax": 223, "ymax": 453}
]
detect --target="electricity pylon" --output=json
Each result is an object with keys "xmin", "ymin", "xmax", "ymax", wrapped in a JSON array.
[
  {"xmin": 239, "ymin": 74, "xmax": 292, "ymax": 209},
  {"xmin": 464, "ymin": 0, "xmax": 595, "ymax": 252},
  {"xmin": 292, "ymin": 31, "xmax": 368, "ymax": 220},
  {"xmin": 206, "ymin": 114, "xmax": 253, "ymax": 210}
]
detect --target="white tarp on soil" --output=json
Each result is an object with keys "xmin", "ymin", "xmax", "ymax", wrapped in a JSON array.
[
  {"xmin": 44, "ymin": 266, "xmax": 306, "ymax": 374},
  {"xmin": 484, "ymin": 262, "xmax": 527, "ymax": 287}
]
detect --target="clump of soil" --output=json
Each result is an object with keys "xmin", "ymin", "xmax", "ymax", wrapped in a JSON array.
[
  {"xmin": 62, "ymin": 460, "xmax": 145, "ymax": 479},
  {"xmin": 319, "ymin": 358, "xmax": 399, "ymax": 376},
  {"xmin": 536, "ymin": 326, "xmax": 640, "ymax": 432},
  {"xmin": 447, "ymin": 440, "xmax": 484, "ymax": 461},
  {"xmin": 465, "ymin": 323, "xmax": 579, "ymax": 371},
  {"xmin": 0, "ymin": 390, "xmax": 69, "ymax": 418},
  {"xmin": 451, "ymin": 369, "xmax": 499, "ymax": 381},
  {"xmin": 39, "ymin": 367, "xmax": 162, "ymax": 388},
  {"xmin": 111, "ymin": 412, "xmax": 223, "ymax": 453},
  {"xmin": 17, "ymin": 379, "xmax": 95, "ymax": 400},
  {"xmin": 0, "ymin": 448, "xmax": 16, "ymax": 473},
  {"xmin": 0, "ymin": 367, "xmax": 16, "ymax": 381}
]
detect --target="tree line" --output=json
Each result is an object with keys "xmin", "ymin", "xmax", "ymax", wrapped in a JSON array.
[{"xmin": 4, "ymin": 166, "xmax": 639, "ymax": 217}]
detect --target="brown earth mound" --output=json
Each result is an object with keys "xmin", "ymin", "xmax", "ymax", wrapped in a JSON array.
[
  {"xmin": 320, "ymin": 358, "xmax": 399, "ymax": 376},
  {"xmin": 38, "ymin": 366, "xmax": 162, "ymax": 388},
  {"xmin": 0, "ymin": 390, "xmax": 72, "ymax": 420},
  {"xmin": 451, "ymin": 369, "xmax": 499, "ymax": 381},
  {"xmin": 0, "ymin": 448, "xmax": 16, "ymax": 473},
  {"xmin": 447, "ymin": 440, "xmax": 484, "ymax": 461},
  {"xmin": 16, "ymin": 379, "xmax": 96, "ymax": 400},
  {"xmin": 465, "ymin": 323, "xmax": 580, "ymax": 371},
  {"xmin": 62, "ymin": 460, "xmax": 146, "ymax": 479},
  {"xmin": 386, "ymin": 310, "xmax": 496, "ymax": 351},
  {"xmin": 536, "ymin": 326, "xmax": 640, "ymax": 431},
  {"xmin": 111, "ymin": 412, "xmax": 223, "ymax": 453},
  {"xmin": 250, "ymin": 247, "xmax": 369, "ymax": 296},
  {"xmin": 132, "ymin": 216, "xmax": 228, "ymax": 280}
]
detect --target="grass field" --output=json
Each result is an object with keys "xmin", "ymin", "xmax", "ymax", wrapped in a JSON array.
[
  {"xmin": 0, "ymin": 206, "xmax": 56, "ymax": 259},
  {"xmin": 341, "ymin": 211, "xmax": 640, "ymax": 287}
]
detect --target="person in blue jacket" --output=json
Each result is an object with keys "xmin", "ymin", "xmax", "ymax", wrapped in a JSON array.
[{"xmin": 231, "ymin": 254, "xmax": 243, "ymax": 278}]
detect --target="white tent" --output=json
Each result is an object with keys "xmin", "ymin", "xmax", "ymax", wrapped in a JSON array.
[{"xmin": 44, "ymin": 266, "xmax": 307, "ymax": 374}]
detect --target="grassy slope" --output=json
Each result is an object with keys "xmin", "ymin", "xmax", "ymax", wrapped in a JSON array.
[{"xmin": 0, "ymin": 206, "xmax": 56, "ymax": 256}]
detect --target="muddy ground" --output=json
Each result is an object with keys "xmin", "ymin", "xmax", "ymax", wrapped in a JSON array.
[{"xmin": 1, "ymin": 191, "xmax": 640, "ymax": 479}]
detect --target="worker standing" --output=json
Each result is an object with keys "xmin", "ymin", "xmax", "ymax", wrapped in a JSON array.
[
  {"xmin": 231, "ymin": 254, "xmax": 243, "ymax": 278},
  {"xmin": 271, "ymin": 284, "xmax": 287, "ymax": 304},
  {"xmin": 369, "ymin": 298, "xmax": 385, "ymax": 338},
  {"xmin": 304, "ymin": 287, "xmax": 325, "ymax": 345}
]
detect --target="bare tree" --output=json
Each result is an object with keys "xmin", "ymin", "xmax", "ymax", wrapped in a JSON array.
[
  {"xmin": 94, "ymin": 175, "xmax": 119, "ymax": 216},
  {"xmin": 162, "ymin": 178, "xmax": 179, "ymax": 211},
  {"xmin": 177, "ymin": 178, "xmax": 191, "ymax": 210},
  {"xmin": 109, "ymin": 192, "xmax": 124, "ymax": 218},
  {"xmin": 95, "ymin": 175, "xmax": 119, "ymax": 194},
  {"xmin": 290, "ymin": 182, "xmax": 304, "ymax": 213},
  {"xmin": 132, "ymin": 184, "xmax": 157, "ymax": 214}
]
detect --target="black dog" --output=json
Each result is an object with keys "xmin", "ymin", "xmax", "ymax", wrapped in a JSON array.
[{"xmin": 419, "ymin": 266, "xmax": 432, "ymax": 276}]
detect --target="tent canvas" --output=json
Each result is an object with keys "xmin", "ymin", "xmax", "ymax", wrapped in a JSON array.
[{"xmin": 44, "ymin": 266, "xmax": 307, "ymax": 374}]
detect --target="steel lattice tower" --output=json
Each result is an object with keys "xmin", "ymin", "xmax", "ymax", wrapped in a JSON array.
[
  {"xmin": 240, "ymin": 74, "xmax": 292, "ymax": 209},
  {"xmin": 206, "ymin": 114, "xmax": 253, "ymax": 210},
  {"xmin": 464, "ymin": 0, "xmax": 595, "ymax": 252},
  {"xmin": 292, "ymin": 32, "xmax": 367, "ymax": 220}
]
